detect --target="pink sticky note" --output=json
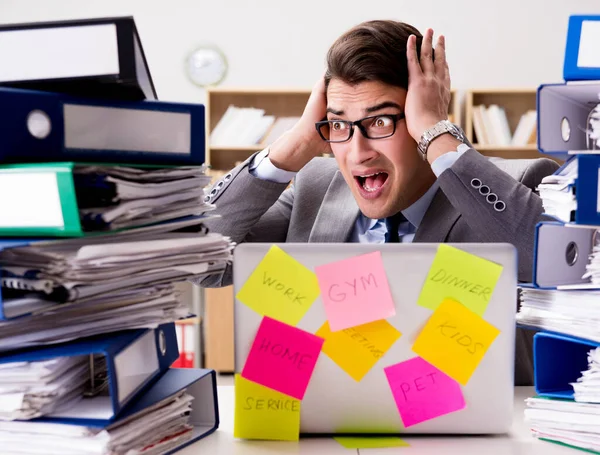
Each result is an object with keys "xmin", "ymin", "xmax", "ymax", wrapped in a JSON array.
[
  {"xmin": 315, "ymin": 251, "xmax": 396, "ymax": 331},
  {"xmin": 384, "ymin": 357, "xmax": 466, "ymax": 427},
  {"xmin": 242, "ymin": 316, "xmax": 324, "ymax": 400}
]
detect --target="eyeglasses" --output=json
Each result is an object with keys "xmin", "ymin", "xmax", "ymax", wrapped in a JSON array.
[{"xmin": 315, "ymin": 113, "xmax": 405, "ymax": 143}]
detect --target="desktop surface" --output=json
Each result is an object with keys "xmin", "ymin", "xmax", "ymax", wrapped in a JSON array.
[{"xmin": 180, "ymin": 386, "xmax": 575, "ymax": 454}]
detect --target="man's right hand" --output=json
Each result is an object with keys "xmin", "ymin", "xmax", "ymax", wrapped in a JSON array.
[{"xmin": 268, "ymin": 75, "xmax": 333, "ymax": 172}]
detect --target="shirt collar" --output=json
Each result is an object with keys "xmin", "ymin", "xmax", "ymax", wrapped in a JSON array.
[
  {"xmin": 401, "ymin": 180, "xmax": 440, "ymax": 228},
  {"xmin": 360, "ymin": 180, "xmax": 440, "ymax": 233}
]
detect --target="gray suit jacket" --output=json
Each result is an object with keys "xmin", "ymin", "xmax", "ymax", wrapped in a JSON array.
[
  {"xmin": 203, "ymin": 147, "xmax": 558, "ymax": 287},
  {"xmin": 202, "ymin": 147, "xmax": 560, "ymax": 385}
]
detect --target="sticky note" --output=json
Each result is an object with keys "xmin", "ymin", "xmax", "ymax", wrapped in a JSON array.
[
  {"xmin": 417, "ymin": 244, "xmax": 503, "ymax": 316},
  {"xmin": 334, "ymin": 436, "xmax": 410, "ymax": 448},
  {"xmin": 412, "ymin": 298, "xmax": 500, "ymax": 385},
  {"xmin": 242, "ymin": 316, "xmax": 324, "ymax": 400},
  {"xmin": 384, "ymin": 356, "xmax": 465, "ymax": 427},
  {"xmin": 315, "ymin": 251, "xmax": 396, "ymax": 331},
  {"xmin": 236, "ymin": 245, "xmax": 320, "ymax": 326},
  {"xmin": 316, "ymin": 320, "xmax": 401, "ymax": 381},
  {"xmin": 234, "ymin": 374, "xmax": 300, "ymax": 441}
]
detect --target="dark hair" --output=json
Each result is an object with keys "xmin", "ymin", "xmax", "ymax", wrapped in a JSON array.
[{"xmin": 325, "ymin": 20, "xmax": 424, "ymax": 90}]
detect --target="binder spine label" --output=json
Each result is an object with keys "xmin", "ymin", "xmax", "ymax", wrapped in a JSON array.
[
  {"xmin": 0, "ymin": 24, "xmax": 119, "ymax": 82},
  {"xmin": 578, "ymin": 20, "xmax": 600, "ymax": 68},
  {"xmin": 0, "ymin": 171, "xmax": 64, "ymax": 227},
  {"xmin": 63, "ymin": 104, "xmax": 192, "ymax": 154},
  {"xmin": 114, "ymin": 330, "xmax": 159, "ymax": 405}
]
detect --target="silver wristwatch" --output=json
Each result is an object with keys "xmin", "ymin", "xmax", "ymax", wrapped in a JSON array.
[{"xmin": 417, "ymin": 119, "xmax": 465, "ymax": 161}]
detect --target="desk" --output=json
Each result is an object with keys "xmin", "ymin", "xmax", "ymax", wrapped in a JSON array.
[{"xmin": 179, "ymin": 386, "xmax": 574, "ymax": 454}]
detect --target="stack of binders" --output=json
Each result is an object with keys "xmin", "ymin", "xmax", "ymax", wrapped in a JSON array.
[
  {"xmin": 517, "ymin": 14, "xmax": 600, "ymax": 453},
  {"xmin": 0, "ymin": 16, "xmax": 225, "ymax": 454}
]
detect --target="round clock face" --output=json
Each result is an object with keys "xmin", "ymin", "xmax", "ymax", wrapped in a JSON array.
[{"xmin": 185, "ymin": 46, "xmax": 228, "ymax": 87}]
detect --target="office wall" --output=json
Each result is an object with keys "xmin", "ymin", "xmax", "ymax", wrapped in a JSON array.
[{"xmin": 0, "ymin": 0, "xmax": 597, "ymax": 103}]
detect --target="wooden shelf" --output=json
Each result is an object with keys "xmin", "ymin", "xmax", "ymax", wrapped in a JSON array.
[
  {"xmin": 465, "ymin": 89, "xmax": 538, "ymax": 149},
  {"xmin": 206, "ymin": 87, "xmax": 311, "ymax": 171},
  {"xmin": 473, "ymin": 144, "xmax": 538, "ymax": 151},
  {"xmin": 207, "ymin": 87, "xmax": 459, "ymax": 172},
  {"xmin": 210, "ymin": 145, "xmax": 264, "ymax": 152},
  {"xmin": 476, "ymin": 148, "xmax": 562, "ymax": 162}
]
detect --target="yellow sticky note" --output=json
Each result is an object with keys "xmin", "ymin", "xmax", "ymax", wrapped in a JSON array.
[
  {"xmin": 334, "ymin": 436, "xmax": 410, "ymax": 448},
  {"xmin": 234, "ymin": 374, "xmax": 301, "ymax": 441},
  {"xmin": 412, "ymin": 298, "xmax": 500, "ymax": 385},
  {"xmin": 317, "ymin": 320, "xmax": 401, "ymax": 381},
  {"xmin": 418, "ymin": 244, "xmax": 503, "ymax": 316},
  {"xmin": 236, "ymin": 245, "xmax": 320, "ymax": 326}
]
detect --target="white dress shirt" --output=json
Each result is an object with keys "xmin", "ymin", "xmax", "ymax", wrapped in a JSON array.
[{"xmin": 249, "ymin": 143, "xmax": 470, "ymax": 243}]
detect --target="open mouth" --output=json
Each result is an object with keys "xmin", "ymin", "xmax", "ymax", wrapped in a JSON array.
[{"xmin": 355, "ymin": 172, "xmax": 389, "ymax": 193}]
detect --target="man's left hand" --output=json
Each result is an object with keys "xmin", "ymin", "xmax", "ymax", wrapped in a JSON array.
[{"xmin": 404, "ymin": 28, "xmax": 452, "ymax": 145}]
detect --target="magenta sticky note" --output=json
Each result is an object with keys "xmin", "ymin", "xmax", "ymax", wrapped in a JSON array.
[
  {"xmin": 384, "ymin": 356, "xmax": 466, "ymax": 427},
  {"xmin": 315, "ymin": 251, "xmax": 396, "ymax": 331},
  {"xmin": 242, "ymin": 316, "xmax": 325, "ymax": 400}
]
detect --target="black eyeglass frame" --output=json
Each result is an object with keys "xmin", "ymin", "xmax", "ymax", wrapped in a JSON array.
[{"xmin": 315, "ymin": 113, "xmax": 406, "ymax": 143}]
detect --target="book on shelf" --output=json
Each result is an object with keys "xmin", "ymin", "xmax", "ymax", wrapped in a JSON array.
[
  {"xmin": 210, "ymin": 104, "xmax": 299, "ymax": 148},
  {"xmin": 472, "ymin": 104, "xmax": 536, "ymax": 147}
]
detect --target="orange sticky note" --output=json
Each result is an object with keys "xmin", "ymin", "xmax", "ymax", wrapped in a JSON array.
[
  {"xmin": 316, "ymin": 320, "xmax": 401, "ymax": 381},
  {"xmin": 412, "ymin": 298, "xmax": 500, "ymax": 385},
  {"xmin": 236, "ymin": 245, "xmax": 320, "ymax": 326}
]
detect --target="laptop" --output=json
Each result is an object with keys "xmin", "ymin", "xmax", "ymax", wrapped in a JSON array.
[{"xmin": 233, "ymin": 242, "xmax": 516, "ymax": 434}]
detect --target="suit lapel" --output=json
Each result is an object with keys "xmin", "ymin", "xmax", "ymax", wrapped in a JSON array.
[
  {"xmin": 309, "ymin": 171, "xmax": 360, "ymax": 242},
  {"xmin": 413, "ymin": 188, "xmax": 461, "ymax": 243}
]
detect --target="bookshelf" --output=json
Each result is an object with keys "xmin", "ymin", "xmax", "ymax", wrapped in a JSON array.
[
  {"xmin": 463, "ymin": 88, "xmax": 556, "ymax": 160},
  {"xmin": 206, "ymin": 87, "xmax": 310, "ymax": 171},
  {"xmin": 206, "ymin": 87, "xmax": 460, "ymax": 173}
]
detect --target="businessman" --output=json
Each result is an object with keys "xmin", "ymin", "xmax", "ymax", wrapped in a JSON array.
[{"xmin": 202, "ymin": 20, "xmax": 559, "ymax": 384}]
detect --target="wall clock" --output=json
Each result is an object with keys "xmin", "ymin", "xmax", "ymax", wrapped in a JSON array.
[{"xmin": 185, "ymin": 45, "xmax": 228, "ymax": 87}]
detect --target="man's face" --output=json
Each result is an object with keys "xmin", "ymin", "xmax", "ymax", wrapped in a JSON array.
[{"xmin": 326, "ymin": 78, "xmax": 434, "ymax": 219}]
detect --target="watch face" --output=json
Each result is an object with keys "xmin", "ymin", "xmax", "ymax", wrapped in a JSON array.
[{"xmin": 185, "ymin": 46, "xmax": 228, "ymax": 87}]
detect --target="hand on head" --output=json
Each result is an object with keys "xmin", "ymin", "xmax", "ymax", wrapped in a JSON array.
[
  {"xmin": 268, "ymin": 72, "xmax": 332, "ymax": 172},
  {"xmin": 404, "ymin": 28, "xmax": 452, "ymax": 143}
]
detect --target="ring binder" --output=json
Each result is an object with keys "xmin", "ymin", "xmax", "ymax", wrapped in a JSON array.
[
  {"xmin": 0, "ymin": 87, "xmax": 206, "ymax": 166},
  {"xmin": 0, "ymin": 16, "xmax": 157, "ymax": 101},
  {"xmin": 83, "ymin": 354, "xmax": 109, "ymax": 398},
  {"xmin": 0, "ymin": 323, "xmax": 179, "ymax": 423}
]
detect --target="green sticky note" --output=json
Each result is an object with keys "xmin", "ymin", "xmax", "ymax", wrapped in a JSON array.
[
  {"xmin": 334, "ymin": 436, "xmax": 410, "ymax": 449},
  {"xmin": 417, "ymin": 244, "xmax": 503, "ymax": 316}
]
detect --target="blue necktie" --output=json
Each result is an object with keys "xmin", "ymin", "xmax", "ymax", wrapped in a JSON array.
[{"xmin": 385, "ymin": 212, "xmax": 407, "ymax": 243}]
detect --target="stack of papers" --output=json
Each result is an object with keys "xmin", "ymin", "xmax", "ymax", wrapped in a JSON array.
[
  {"xmin": 572, "ymin": 347, "xmax": 600, "ymax": 403},
  {"xmin": 0, "ymin": 284, "xmax": 184, "ymax": 351},
  {"xmin": 0, "ymin": 389, "xmax": 194, "ymax": 454},
  {"xmin": 587, "ymin": 103, "xmax": 600, "ymax": 150},
  {"xmin": 72, "ymin": 165, "xmax": 214, "ymax": 232},
  {"xmin": 582, "ymin": 245, "xmax": 600, "ymax": 285},
  {"xmin": 526, "ymin": 347, "xmax": 600, "ymax": 452},
  {"xmin": 0, "ymin": 218, "xmax": 233, "ymax": 350},
  {"xmin": 0, "ymin": 356, "xmax": 95, "ymax": 421},
  {"xmin": 517, "ymin": 287, "xmax": 600, "ymax": 343},
  {"xmin": 525, "ymin": 396, "xmax": 600, "ymax": 452},
  {"xmin": 537, "ymin": 158, "xmax": 577, "ymax": 223}
]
